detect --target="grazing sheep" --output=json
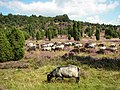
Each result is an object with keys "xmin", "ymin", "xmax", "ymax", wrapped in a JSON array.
[
  {"xmin": 88, "ymin": 43, "xmax": 96, "ymax": 48},
  {"xmin": 99, "ymin": 46, "xmax": 106, "ymax": 50},
  {"xmin": 51, "ymin": 45, "xmax": 56, "ymax": 51},
  {"xmin": 109, "ymin": 46, "xmax": 117, "ymax": 52},
  {"xmin": 109, "ymin": 47, "xmax": 117, "ymax": 51},
  {"xmin": 64, "ymin": 42, "xmax": 72, "ymax": 46},
  {"xmin": 74, "ymin": 44, "xmax": 83, "ymax": 48},
  {"xmin": 36, "ymin": 44, "xmax": 40, "ymax": 49},
  {"xmin": 55, "ymin": 44, "xmax": 64, "ymax": 50},
  {"xmin": 110, "ymin": 43, "xmax": 116, "ymax": 47},
  {"xmin": 47, "ymin": 65, "xmax": 82, "ymax": 83},
  {"xmin": 26, "ymin": 43, "xmax": 36, "ymax": 51},
  {"xmin": 41, "ymin": 44, "xmax": 47, "ymax": 47},
  {"xmin": 42, "ymin": 46, "xmax": 52, "ymax": 51},
  {"xmin": 47, "ymin": 43, "xmax": 54, "ymax": 47}
]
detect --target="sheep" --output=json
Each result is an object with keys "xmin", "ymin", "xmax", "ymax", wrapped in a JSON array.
[
  {"xmin": 27, "ymin": 43, "xmax": 34, "ymax": 47},
  {"xmin": 41, "ymin": 44, "xmax": 48, "ymax": 48},
  {"xmin": 47, "ymin": 65, "xmax": 82, "ymax": 83},
  {"xmin": 36, "ymin": 44, "xmax": 40, "ymax": 49},
  {"xmin": 64, "ymin": 42, "xmax": 72, "ymax": 46},
  {"xmin": 88, "ymin": 43, "xmax": 96, "ymax": 48},
  {"xmin": 41, "ymin": 46, "xmax": 52, "ymax": 51},
  {"xmin": 26, "ymin": 43, "xmax": 36, "ymax": 51},
  {"xmin": 47, "ymin": 43, "xmax": 54, "ymax": 47},
  {"xmin": 55, "ymin": 44, "xmax": 64, "ymax": 50},
  {"xmin": 74, "ymin": 43, "xmax": 83, "ymax": 48},
  {"xmin": 110, "ymin": 43, "xmax": 116, "ymax": 47},
  {"xmin": 98, "ymin": 46, "xmax": 107, "ymax": 54},
  {"xmin": 109, "ymin": 45, "xmax": 117, "ymax": 52},
  {"xmin": 106, "ymin": 43, "xmax": 117, "ymax": 52},
  {"xmin": 99, "ymin": 46, "xmax": 106, "ymax": 50}
]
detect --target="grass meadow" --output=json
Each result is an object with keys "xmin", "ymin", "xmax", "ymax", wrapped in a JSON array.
[{"xmin": 0, "ymin": 58, "xmax": 120, "ymax": 90}]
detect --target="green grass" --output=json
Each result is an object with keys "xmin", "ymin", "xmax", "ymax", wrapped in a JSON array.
[{"xmin": 0, "ymin": 58, "xmax": 120, "ymax": 90}]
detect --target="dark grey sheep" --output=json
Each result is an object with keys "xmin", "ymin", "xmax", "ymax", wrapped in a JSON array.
[{"xmin": 47, "ymin": 65, "xmax": 84, "ymax": 83}]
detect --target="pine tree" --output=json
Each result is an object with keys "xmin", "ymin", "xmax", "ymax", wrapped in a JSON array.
[
  {"xmin": 73, "ymin": 21, "xmax": 77, "ymax": 40},
  {"xmin": 72, "ymin": 21, "xmax": 81, "ymax": 41},
  {"xmin": 87, "ymin": 26, "xmax": 93, "ymax": 38},
  {"xmin": 41, "ymin": 30, "xmax": 45, "ymax": 39},
  {"xmin": 53, "ymin": 29, "xmax": 58, "ymax": 37},
  {"xmin": 0, "ymin": 31, "xmax": 13, "ymax": 62},
  {"xmin": 95, "ymin": 28, "xmax": 100, "ymax": 40},
  {"xmin": 9, "ymin": 28, "xmax": 25, "ymax": 60},
  {"xmin": 36, "ymin": 31, "xmax": 41, "ymax": 40},
  {"xmin": 77, "ymin": 22, "xmax": 81, "ymax": 40},
  {"xmin": 48, "ymin": 29, "xmax": 52, "ymax": 41},
  {"xmin": 68, "ymin": 34, "xmax": 71, "ymax": 40},
  {"xmin": 22, "ymin": 31, "xmax": 30, "ymax": 40},
  {"xmin": 45, "ymin": 30, "xmax": 48, "ymax": 38}
]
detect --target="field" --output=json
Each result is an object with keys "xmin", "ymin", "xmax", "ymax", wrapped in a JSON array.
[
  {"xmin": 0, "ymin": 58, "xmax": 120, "ymax": 90},
  {"xmin": 0, "ymin": 38, "xmax": 120, "ymax": 90}
]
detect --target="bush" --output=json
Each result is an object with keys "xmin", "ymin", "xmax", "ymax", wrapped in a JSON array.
[
  {"xmin": 22, "ymin": 31, "xmax": 30, "ymax": 40},
  {"xmin": 8, "ymin": 28, "xmax": 25, "ymax": 61},
  {"xmin": 105, "ymin": 35, "xmax": 111, "ymax": 39},
  {"xmin": 68, "ymin": 34, "xmax": 71, "ymax": 40},
  {"xmin": 0, "ymin": 32, "xmax": 14, "ymax": 62}
]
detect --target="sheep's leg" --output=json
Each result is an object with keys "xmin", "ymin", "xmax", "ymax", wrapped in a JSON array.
[
  {"xmin": 76, "ymin": 77, "xmax": 80, "ymax": 83},
  {"xmin": 61, "ymin": 77, "xmax": 64, "ymax": 80},
  {"xmin": 55, "ymin": 77, "xmax": 57, "ymax": 80}
]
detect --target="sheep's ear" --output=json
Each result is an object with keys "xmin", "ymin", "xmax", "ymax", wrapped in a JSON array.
[{"xmin": 47, "ymin": 73, "xmax": 51, "ymax": 76}]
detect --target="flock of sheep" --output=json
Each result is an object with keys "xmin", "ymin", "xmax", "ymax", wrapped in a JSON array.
[{"xmin": 26, "ymin": 41, "xmax": 119, "ymax": 54}]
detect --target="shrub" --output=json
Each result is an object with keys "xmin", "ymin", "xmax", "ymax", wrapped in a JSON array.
[
  {"xmin": 68, "ymin": 34, "xmax": 71, "ymax": 40},
  {"xmin": 0, "ymin": 32, "xmax": 13, "ymax": 62},
  {"xmin": 105, "ymin": 35, "xmax": 111, "ymax": 39},
  {"xmin": 9, "ymin": 28, "xmax": 25, "ymax": 60}
]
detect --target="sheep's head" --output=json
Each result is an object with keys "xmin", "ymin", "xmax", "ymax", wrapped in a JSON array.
[{"xmin": 47, "ymin": 73, "xmax": 53, "ymax": 82}]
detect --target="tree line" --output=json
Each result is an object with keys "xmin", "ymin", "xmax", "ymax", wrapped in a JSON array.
[{"xmin": 0, "ymin": 13, "xmax": 120, "ymax": 41}]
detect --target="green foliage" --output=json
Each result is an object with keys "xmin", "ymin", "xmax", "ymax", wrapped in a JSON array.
[
  {"xmin": 9, "ymin": 28, "xmax": 25, "ymax": 60},
  {"xmin": 105, "ymin": 26, "xmax": 119, "ymax": 38},
  {"xmin": 105, "ymin": 35, "xmax": 111, "ymax": 39},
  {"xmin": 72, "ymin": 21, "xmax": 81, "ymax": 41},
  {"xmin": 22, "ymin": 31, "xmax": 30, "ymax": 40},
  {"xmin": 118, "ymin": 32, "xmax": 120, "ymax": 38},
  {"xmin": 55, "ymin": 14, "xmax": 70, "ymax": 22},
  {"xmin": 95, "ymin": 28, "xmax": 100, "ymax": 40},
  {"xmin": 46, "ymin": 29, "xmax": 52, "ymax": 41},
  {"xmin": 41, "ymin": 30, "xmax": 45, "ymax": 39},
  {"xmin": 67, "ymin": 26, "xmax": 73, "ymax": 36},
  {"xmin": 0, "ymin": 13, "xmax": 120, "ymax": 41},
  {"xmin": 52, "ymin": 29, "xmax": 58, "ymax": 38},
  {"xmin": 36, "ymin": 31, "xmax": 42, "ymax": 40},
  {"xmin": 0, "ymin": 13, "xmax": 120, "ymax": 40},
  {"xmin": 0, "ymin": 31, "xmax": 13, "ymax": 62},
  {"xmin": 68, "ymin": 34, "xmax": 71, "ymax": 40},
  {"xmin": 36, "ymin": 30, "xmax": 45, "ymax": 40},
  {"xmin": 85, "ymin": 26, "xmax": 94, "ymax": 38}
]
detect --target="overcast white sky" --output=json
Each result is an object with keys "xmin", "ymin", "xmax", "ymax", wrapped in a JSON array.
[{"xmin": 0, "ymin": 0, "xmax": 120, "ymax": 25}]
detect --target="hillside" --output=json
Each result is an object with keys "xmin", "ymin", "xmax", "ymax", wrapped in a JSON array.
[{"xmin": 0, "ymin": 13, "xmax": 120, "ymax": 41}]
